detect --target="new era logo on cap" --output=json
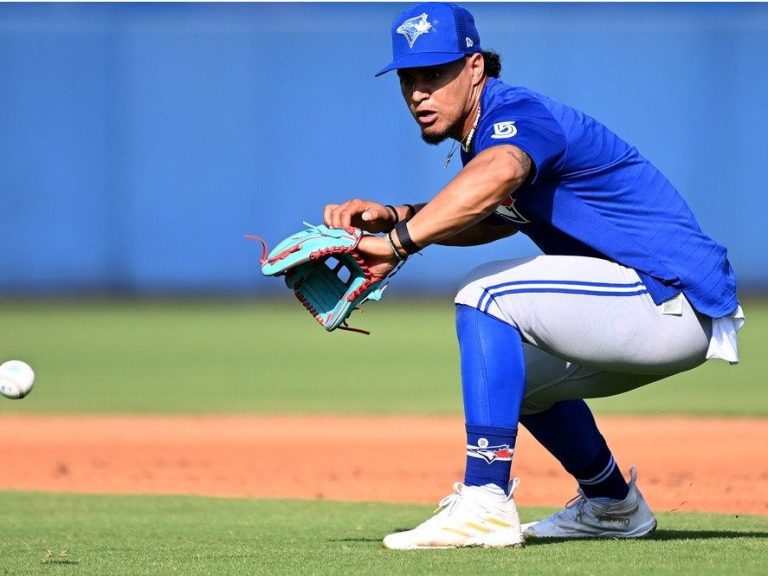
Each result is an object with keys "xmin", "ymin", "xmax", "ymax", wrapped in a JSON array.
[{"xmin": 376, "ymin": 2, "xmax": 482, "ymax": 77}]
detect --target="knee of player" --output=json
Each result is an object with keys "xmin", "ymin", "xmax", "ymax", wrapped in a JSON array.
[
  {"xmin": 454, "ymin": 264, "xmax": 511, "ymax": 319},
  {"xmin": 456, "ymin": 263, "xmax": 499, "ymax": 299},
  {"xmin": 455, "ymin": 278, "xmax": 489, "ymax": 313}
]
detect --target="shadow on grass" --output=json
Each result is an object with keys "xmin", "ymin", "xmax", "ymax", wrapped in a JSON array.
[
  {"xmin": 524, "ymin": 529, "xmax": 768, "ymax": 545},
  {"xmin": 330, "ymin": 528, "xmax": 768, "ymax": 546},
  {"xmin": 651, "ymin": 529, "xmax": 768, "ymax": 541}
]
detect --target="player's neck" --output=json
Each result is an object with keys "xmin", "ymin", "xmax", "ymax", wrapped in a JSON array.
[
  {"xmin": 443, "ymin": 78, "xmax": 487, "ymax": 169},
  {"xmin": 457, "ymin": 78, "xmax": 487, "ymax": 150}
]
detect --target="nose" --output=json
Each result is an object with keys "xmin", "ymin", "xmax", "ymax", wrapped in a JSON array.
[{"xmin": 411, "ymin": 81, "xmax": 430, "ymax": 103}]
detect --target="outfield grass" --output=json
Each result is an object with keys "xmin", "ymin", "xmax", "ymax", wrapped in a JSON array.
[
  {"xmin": 1, "ymin": 297, "xmax": 765, "ymax": 416},
  {"xmin": 1, "ymin": 300, "xmax": 765, "ymax": 575},
  {"xmin": 1, "ymin": 491, "xmax": 766, "ymax": 576}
]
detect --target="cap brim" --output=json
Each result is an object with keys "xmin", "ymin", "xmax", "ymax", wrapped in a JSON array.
[{"xmin": 374, "ymin": 52, "xmax": 466, "ymax": 77}]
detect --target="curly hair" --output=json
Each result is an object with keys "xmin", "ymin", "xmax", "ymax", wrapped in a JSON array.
[{"xmin": 482, "ymin": 50, "xmax": 502, "ymax": 78}]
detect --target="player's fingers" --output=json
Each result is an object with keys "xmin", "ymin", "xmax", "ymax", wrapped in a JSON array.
[
  {"xmin": 334, "ymin": 205, "xmax": 353, "ymax": 228},
  {"xmin": 326, "ymin": 199, "xmax": 386, "ymax": 230},
  {"xmin": 361, "ymin": 204, "xmax": 387, "ymax": 223},
  {"xmin": 323, "ymin": 204, "xmax": 339, "ymax": 227},
  {"xmin": 335, "ymin": 199, "xmax": 368, "ymax": 228},
  {"xmin": 330, "ymin": 205, "xmax": 352, "ymax": 228}
]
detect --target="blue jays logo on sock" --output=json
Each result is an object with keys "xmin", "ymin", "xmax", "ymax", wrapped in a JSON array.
[
  {"xmin": 467, "ymin": 437, "xmax": 514, "ymax": 464},
  {"xmin": 397, "ymin": 13, "xmax": 432, "ymax": 48}
]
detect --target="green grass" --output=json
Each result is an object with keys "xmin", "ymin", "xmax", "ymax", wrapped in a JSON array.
[
  {"xmin": 1, "ymin": 301, "xmax": 765, "ymax": 575},
  {"xmin": 1, "ymin": 297, "xmax": 765, "ymax": 416},
  {"xmin": 0, "ymin": 491, "xmax": 766, "ymax": 576}
]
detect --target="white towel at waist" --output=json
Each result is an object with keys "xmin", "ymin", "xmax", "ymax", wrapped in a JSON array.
[{"xmin": 706, "ymin": 305, "xmax": 745, "ymax": 364}]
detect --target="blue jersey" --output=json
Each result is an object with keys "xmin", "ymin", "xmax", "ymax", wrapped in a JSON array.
[{"xmin": 461, "ymin": 78, "xmax": 738, "ymax": 319}]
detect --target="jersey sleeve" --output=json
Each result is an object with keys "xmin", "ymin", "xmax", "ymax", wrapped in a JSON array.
[{"xmin": 473, "ymin": 98, "xmax": 567, "ymax": 185}]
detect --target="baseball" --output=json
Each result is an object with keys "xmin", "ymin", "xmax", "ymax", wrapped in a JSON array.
[{"xmin": 0, "ymin": 360, "xmax": 35, "ymax": 400}]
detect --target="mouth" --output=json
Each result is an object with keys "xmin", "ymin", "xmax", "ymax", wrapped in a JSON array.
[{"xmin": 415, "ymin": 110, "xmax": 438, "ymax": 126}]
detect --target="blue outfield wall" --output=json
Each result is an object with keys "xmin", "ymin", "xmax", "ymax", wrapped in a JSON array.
[{"xmin": 1, "ymin": 3, "xmax": 766, "ymax": 295}]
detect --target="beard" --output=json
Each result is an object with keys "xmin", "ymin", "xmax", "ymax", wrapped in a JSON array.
[
  {"xmin": 420, "ymin": 129, "xmax": 450, "ymax": 145},
  {"xmin": 419, "ymin": 115, "xmax": 464, "ymax": 146}
]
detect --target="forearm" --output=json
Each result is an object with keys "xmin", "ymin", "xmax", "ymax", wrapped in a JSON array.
[
  {"xmin": 354, "ymin": 146, "xmax": 529, "ymax": 264},
  {"xmin": 399, "ymin": 146, "xmax": 528, "ymax": 249}
]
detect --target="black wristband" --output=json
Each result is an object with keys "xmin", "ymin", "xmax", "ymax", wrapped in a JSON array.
[
  {"xmin": 384, "ymin": 204, "xmax": 400, "ymax": 229},
  {"xmin": 394, "ymin": 220, "xmax": 421, "ymax": 255},
  {"xmin": 403, "ymin": 204, "xmax": 417, "ymax": 221}
]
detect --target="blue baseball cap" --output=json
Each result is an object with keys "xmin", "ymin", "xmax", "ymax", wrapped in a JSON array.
[{"xmin": 375, "ymin": 2, "xmax": 482, "ymax": 77}]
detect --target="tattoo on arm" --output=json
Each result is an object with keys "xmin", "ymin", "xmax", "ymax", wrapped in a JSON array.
[{"xmin": 505, "ymin": 147, "xmax": 532, "ymax": 180}]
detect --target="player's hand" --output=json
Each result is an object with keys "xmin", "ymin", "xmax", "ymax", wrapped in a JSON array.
[
  {"xmin": 323, "ymin": 199, "xmax": 397, "ymax": 233},
  {"xmin": 356, "ymin": 235, "xmax": 398, "ymax": 281}
]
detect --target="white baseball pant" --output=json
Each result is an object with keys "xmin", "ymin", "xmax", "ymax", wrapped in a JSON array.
[{"xmin": 455, "ymin": 255, "xmax": 712, "ymax": 415}]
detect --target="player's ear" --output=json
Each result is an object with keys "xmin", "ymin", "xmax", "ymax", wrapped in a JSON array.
[{"xmin": 467, "ymin": 53, "xmax": 485, "ymax": 84}]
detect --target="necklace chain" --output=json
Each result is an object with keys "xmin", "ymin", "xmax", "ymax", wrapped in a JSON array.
[{"xmin": 444, "ymin": 103, "xmax": 482, "ymax": 170}]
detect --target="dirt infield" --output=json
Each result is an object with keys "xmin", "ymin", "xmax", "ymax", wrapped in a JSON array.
[{"xmin": 1, "ymin": 415, "xmax": 766, "ymax": 515}]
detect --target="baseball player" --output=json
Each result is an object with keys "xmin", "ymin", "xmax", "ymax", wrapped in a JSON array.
[{"xmin": 323, "ymin": 2, "xmax": 744, "ymax": 549}]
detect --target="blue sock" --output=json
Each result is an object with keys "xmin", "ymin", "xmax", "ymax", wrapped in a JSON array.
[
  {"xmin": 520, "ymin": 400, "xmax": 629, "ymax": 500},
  {"xmin": 465, "ymin": 424, "xmax": 517, "ymax": 489},
  {"xmin": 455, "ymin": 305, "xmax": 525, "ymax": 493}
]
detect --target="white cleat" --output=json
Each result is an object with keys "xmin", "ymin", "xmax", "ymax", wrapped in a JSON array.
[
  {"xmin": 382, "ymin": 479, "xmax": 524, "ymax": 550},
  {"xmin": 522, "ymin": 467, "xmax": 656, "ymax": 540}
]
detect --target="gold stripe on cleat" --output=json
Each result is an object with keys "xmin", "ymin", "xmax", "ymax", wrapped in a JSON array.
[
  {"xmin": 464, "ymin": 522, "xmax": 492, "ymax": 533},
  {"xmin": 485, "ymin": 517, "xmax": 512, "ymax": 528}
]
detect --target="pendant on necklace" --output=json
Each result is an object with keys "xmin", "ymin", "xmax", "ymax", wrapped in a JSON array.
[
  {"xmin": 443, "ymin": 104, "xmax": 481, "ymax": 170},
  {"xmin": 443, "ymin": 141, "xmax": 460, "ymax": 170}
]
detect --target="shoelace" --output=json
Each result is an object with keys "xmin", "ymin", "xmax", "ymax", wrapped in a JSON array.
[
  {"xmin": 424, "ymin": 482, "xmax": 501, "ymax": 529},
  {"xmin": 431, "ymin": 482, "xmax": 464, "ymax": 516},
  {"xmin": 560, "ymin": 489, "xmax": 638, "ymax": 522},
  {"xmin": 561, "ymin": 490, "xmax": 589, "ymax": 522}
]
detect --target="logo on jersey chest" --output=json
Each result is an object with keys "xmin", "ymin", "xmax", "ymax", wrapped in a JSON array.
[{"xmin": 495, "ymin": 194, "xmax": 530, "ymax": 224}]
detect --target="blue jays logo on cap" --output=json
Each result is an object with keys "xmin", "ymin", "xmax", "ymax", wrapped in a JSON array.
[
  {"xmin": 375, "ymin": 2, "xmax": 482, "ymax": 77},
  {"xmin": 397, "ymin": 12, "xmax": 433, "ymax": 48}
]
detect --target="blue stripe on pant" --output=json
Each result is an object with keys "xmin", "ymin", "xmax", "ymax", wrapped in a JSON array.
[{"xmin": 477, "ymin": 279, "xmax": 648, "ymax": 313}]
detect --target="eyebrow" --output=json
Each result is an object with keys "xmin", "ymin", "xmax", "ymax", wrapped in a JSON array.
[{"xmin": 398, "ymin": 66, "xmax": 439, "ymax": 77}]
